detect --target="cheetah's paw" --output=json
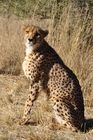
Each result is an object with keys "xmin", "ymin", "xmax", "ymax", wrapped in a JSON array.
[{"xmin": 19, "ymin": 117, "xmax": 30, "ymax": 125}]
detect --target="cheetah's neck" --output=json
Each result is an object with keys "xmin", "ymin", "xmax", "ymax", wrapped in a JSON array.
[
  {"xmin": 25, "ymin": 40, "xmax": 33, "ymax": 55},
  {"xmin": 26, "ymin": 45, "xmax": 33, "ymax": 56}
]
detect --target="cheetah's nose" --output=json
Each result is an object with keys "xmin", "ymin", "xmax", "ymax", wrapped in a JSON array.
[{"xmin": 28, "ymin": 38, "xmax": 33, "ymax": 42}]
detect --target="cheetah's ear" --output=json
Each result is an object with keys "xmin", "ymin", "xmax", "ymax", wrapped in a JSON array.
[
  {"xmin": 39, "ymin": 29, "xmax": 49, "ymax": 38},
  {"xmin": 43, "ymin": 30, "xmax": 49, "ymax": 37}
]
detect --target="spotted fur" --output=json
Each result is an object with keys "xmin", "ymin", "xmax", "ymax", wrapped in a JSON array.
[{"xmin": 21, "ymin": 25, "xmax": 84, "ymax": 131}]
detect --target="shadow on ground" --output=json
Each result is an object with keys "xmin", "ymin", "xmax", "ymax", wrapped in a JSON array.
[{"xmin": 84, "ymin": 119, "xmax": 93, "ymax": 132}]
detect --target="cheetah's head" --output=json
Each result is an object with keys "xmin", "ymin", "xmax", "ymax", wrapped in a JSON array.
[{"xmin": 23, "ymin": 25, "xmax": 48, "ymax": 55}]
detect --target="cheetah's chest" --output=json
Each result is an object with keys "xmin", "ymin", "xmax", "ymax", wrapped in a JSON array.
[{"xmin": 22, "ymin": 54, "xmax": 43, "ymax": 79}]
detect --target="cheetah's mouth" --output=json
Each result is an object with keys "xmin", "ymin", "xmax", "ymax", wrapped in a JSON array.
[
  {"xmin": 26, "ymin": 39, "xmax": 34, "ymax": 47},
  {"xmin": 25, "ymin": 38, "xmax": 42, "ymax": 55}
]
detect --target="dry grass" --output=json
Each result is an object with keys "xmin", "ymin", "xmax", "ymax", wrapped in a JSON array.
[{"xmin": 0, "ymin": 0, "xmax": 93, "ymax": 140}]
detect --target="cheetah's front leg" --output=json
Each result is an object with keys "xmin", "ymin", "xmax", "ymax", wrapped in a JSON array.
[{"xmin": 20, "ymin": 83, "xmax": 39, "ymax": 125}]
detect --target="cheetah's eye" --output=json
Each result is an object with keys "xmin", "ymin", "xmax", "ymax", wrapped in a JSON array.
[
  {"xmin": 35, "ymin": 32, "xmax": 41, "ymax": 38},
  {"xmin": 25, "ymin": 30, "xmax": 29, "ymax": 34}
]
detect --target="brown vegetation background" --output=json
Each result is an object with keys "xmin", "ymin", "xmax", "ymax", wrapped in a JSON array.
[{"xmin": 0, "ymin": 0, "xmax": 93, "ymax": 139}]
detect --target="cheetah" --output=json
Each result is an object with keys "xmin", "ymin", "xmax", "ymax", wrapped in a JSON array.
[{"xmin": 20, "ymin": 24, "xmax": 84, "ymax": 132}]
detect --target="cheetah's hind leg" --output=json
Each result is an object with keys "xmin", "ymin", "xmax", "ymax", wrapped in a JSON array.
[{"xmin": 51, "ymin": 98, "xmax": 79, "ymax": 132}]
